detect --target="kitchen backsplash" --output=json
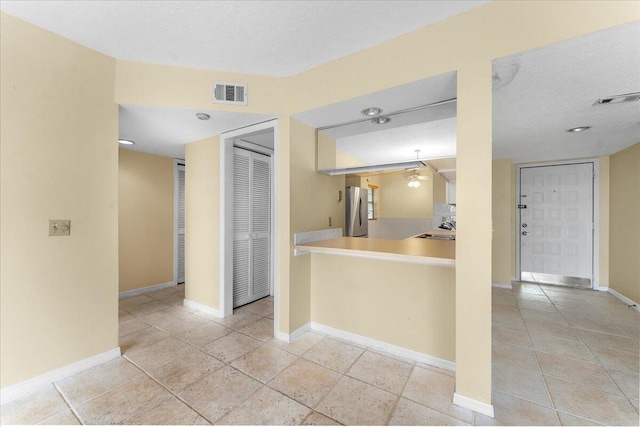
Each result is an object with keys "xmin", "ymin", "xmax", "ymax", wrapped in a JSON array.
[{"xmin": 432, "ymin": 203, "xmax": 457, "ymax": 230}]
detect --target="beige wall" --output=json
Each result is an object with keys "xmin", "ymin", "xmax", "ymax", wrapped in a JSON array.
[
  {"xmin": 290, "ymin": 119, "xmax": 345, "ymax": 332},
  {"xmin": 0, "ymin": 13, "xmax": 118, "ymax": 387},
  {"xmin": 335, "ymin": 150, "xmax": 366, "ymax": 168},
  {"xmin": 433, "ymin": 172, "xmax": 447, "ymax": 206},
  {"xmin": 118, "ymin": 149, "xmax": 174, "ymax": 292},
  {"xmin": 379, "ymin": 168, "xmax": 437, "ymax": 218},
  {"xmin": 184, "ymin": 137, "xmax": 221, "ymax": 308},
  {"xmin": 115, "ymin": 60, "xmax": 286, "ymax": 115},
  {"xmin": 492, "ymin": 159, "xmax": 513, "ymax": 285},
  {"xmin": 609, "ymin": 142, "xmax": 640, "ymax": 303},
  {"xmin": 311, "ymin": 254, "xmax": 455, "ymax": 361}
]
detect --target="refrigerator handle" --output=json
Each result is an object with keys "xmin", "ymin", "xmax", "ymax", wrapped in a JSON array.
[{"xmin": 359, "ymin": 201, "xmax": 362, "ymax": 226}]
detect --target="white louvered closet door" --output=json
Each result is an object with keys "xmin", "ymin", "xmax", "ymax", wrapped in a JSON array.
[
  {"xmin": 177, "ymin": 165, "xmax": 186, "ymax": 284},
  {"xmin": 233, "ymin": 147, "xmax": 271, "ymax": 308}
]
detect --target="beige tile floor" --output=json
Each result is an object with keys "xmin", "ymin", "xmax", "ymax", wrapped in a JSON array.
[{"xmin": 2, "ymin": 282, "xmax": 639, "ymax": 425}]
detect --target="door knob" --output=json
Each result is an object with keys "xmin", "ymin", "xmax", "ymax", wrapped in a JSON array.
[{"xmin": 522, "ymin": 231, "xmax": 528, "ymax": 236}]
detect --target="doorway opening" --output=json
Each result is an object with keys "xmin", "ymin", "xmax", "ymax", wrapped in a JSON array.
[
  {"xmin": 220, "ymin": 120, "xmax": 280, "ymax": 338},
  {"xmin": 516, "ymin": 159, "xmax": 601, "ymax": 289}
]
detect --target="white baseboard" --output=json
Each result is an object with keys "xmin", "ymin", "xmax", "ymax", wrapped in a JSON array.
[
  {"xmin": 595, "ymin": 286, "xmax": 608, "ymax": 292},
  {"xmin": 119, "ymin": 281, "xmax": 175, "ymax": 299},
  {"xmin": 608, "ymin": 288, "xmax": 640, "ymax": 312},
  {"xmin": 290, "ymin": 322, "xmax": 311, "ymax": 341},
  {"xmin": 310, "ymin": 322, "xmax": 455, "ymax": 372},
  {"xmin": 183, "ymin": 299, "xmax": 222, "ymax": 318},
  {"xmin": 492, "ymin": 282, "xmax": 512, "ymax": 289},
  {"xmin": 0, "ymin": 347, "xmax": 121, "ymax": 405},
  {"xmin": 453, "ymin": 393, "xmax": 494, "ymax": 418},
  {"xmin": 273, "ymin": 323, "xmax": 311, "ymax": 343},
  {"xmin": 274, "ymin": 331, "xmax": 289, "ymax": 342}
]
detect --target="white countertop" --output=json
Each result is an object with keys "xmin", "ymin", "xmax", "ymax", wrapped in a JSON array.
[{"xmin": 295, "ymin": 236, "xmax": 455, "ymax": 267}]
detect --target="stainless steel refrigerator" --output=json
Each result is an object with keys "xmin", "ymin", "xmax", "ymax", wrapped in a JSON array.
[{"xmin": 345, "ymin": 186, "xmax": 368, "ymax": 237}]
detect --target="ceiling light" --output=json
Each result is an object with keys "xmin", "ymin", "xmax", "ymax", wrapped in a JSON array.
[
  {"xmin": 118, "ymin": 139, "xmax": 135, "ymax": 145},
  {"xmin": 566, "ymin": 126, "xmax": 591, "ymax": 133},
  {"xmin": 408, "ymin": 180, "xmax": 421, "ymax": 188},
  {"xmin": 196, "ymin": 113, "xmax": 211, "ymax": 120},
  {"xmin": 361, "ymin": 107, "xmax": 382, "ymax": 116},
  {"xmin": 371, "ymin": 116, "xmax": 391, "ymax": 125}
]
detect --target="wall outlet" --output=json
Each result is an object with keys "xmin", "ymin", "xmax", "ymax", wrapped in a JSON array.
[{"xmin": 49, "ymin": 220, "xmax": 71, "ymax": 236}]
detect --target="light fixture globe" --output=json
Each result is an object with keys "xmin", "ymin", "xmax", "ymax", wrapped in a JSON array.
[{"xmin": 118, "ymin": 139, "xmax": 135, "ymax": 145}]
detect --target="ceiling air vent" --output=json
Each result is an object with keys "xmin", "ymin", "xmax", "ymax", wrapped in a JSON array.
[
  {"xmin": 213, "ymin": 82, "xmax": 248, "ymax": 105},
  {"xmin": 594, "ymin": 91, "xmax": 640, "ymax": 105}
]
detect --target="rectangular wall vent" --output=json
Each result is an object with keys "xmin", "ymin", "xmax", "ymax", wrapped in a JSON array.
[{"xmin": 214, "ymin": 82, "xmax": 248, "ymax": 105}]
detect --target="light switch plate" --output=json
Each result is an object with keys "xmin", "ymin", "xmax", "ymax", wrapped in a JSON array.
[{"xmin": 49, "ymin": 220, "xmax": 71, "ymax": 236}]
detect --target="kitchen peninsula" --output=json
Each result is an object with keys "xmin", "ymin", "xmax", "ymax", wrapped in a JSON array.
[{"xmin": 295, "ymin": 236, "xmax": 456, "ymax": 370}]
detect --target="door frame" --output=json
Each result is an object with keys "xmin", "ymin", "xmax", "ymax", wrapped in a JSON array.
[
  {"xmin": 515, "ymin": 158, "xmax": 602, "ymax": 290},
  {"xmin": 220, "ymin": 119, "xmax": 280, "ymax": 329},
  {"xmin": 173, "ymin": 158, "xmax": 185, "ymax": 286}
]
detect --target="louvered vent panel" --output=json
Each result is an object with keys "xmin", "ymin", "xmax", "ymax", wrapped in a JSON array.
[
  {"xmin": 252, "ymin": 237, "xmax": 270, "ymax": 295},
  {"xmin": 233, "ymin": 153, "xmax": 251, "ymax": 234},
  {"xmin": 252, "ymin": 158, "xmax": 270, "ymax": 233},
  {"xmin": 233, "ymin": 240, "xmax": 250, "ymax": 304},
  {"xmin": 178, "ymin": 169, "xmax": 186, "ymax": 228},
  {"xmin": 178, "ymin": 234, "xmax": 185, "ymax": 282},
  {"xmin": 214, "ymin": 82, "xmax": 248, "ymax": 105}
]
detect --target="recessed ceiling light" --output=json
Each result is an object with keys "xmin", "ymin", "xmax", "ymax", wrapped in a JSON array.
[
  {"xmin": 566, "ymin": 126, "xmax": 591, "ymax": 133},
  {"xmin": 371, "ymin": 116, "xmax": 391, "ymax": 125},
  {"xmin": 196, "ymin": 113, "xmax": 211, "ymax": 120},
  {"xmin": 361, "ymin": 107, "xmax": 382, "ymax": 116},
  {"xmin": 118, "ymin": 139, "xmax": 135, "ymax": 145}
]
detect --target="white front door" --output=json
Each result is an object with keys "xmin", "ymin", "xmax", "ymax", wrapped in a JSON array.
[
  {"xmin": 519, "ymin": 163, "xmax": 594, "ymax": 287},
  {"xmin": 232, "ymin": 147, "xmax": 271, "ymax": 307}
]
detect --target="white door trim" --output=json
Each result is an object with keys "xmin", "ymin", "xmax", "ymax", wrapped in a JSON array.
[
  {"xmin": 515, "ymin": 158, "xmax": 600, "ymax": 289},
  {"xmin": 220, "ymin": 120, "xmax": 280, "ymax": 337},
  {"xmin": 173, "ymin": 158, "xmax": 185, "ymax": 286}
]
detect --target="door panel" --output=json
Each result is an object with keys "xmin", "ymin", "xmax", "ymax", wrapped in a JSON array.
[
  {"xmin": 232, "ymin": 147, "xmax": 271, "ymax": 308},
  {"xmin": 177, "ymin": 165, "xmax": 186, "ymax": 283},
  {"xmin": 519, "ymin": 163, "xmax": 593, "ymax": 287}
]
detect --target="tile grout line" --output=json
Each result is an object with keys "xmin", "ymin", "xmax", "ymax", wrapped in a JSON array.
[
  {"xmin": 122, "ymin": 354, "xmax": 217, "ymax": 425},
  {"xmin": 512, "ymin": 284, "xmax": 561, "ymax": 424},
  {"xmin": 125, "ymin": 292, "xmax": 310, "ymax": 424},
  {"xmin": 383, "ymin": 362, "xmax": 415, "ymax": 425},
  {"xmin": 550, "ymin": 287, "xmax": 639, "ymax": 403},
  {"xmin": 52, "ymin": 382, "xmax": 85, "ymax": 425},
  {"xmin": 515, "ymin": 283, "xmax": 637, "ymax": 426}
]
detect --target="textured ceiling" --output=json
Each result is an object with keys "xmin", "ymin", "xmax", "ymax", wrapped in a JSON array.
[
  {"xmin": 119, "ymin": 105, "xmax": 275, "ymax": 159},
  {"xmin": 0, "ymin": 0, "xmax": 488, "ymax": 76},
  {"xmin": 493, "ymin": 20, "xmax": 640, "ymax": 163}
]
